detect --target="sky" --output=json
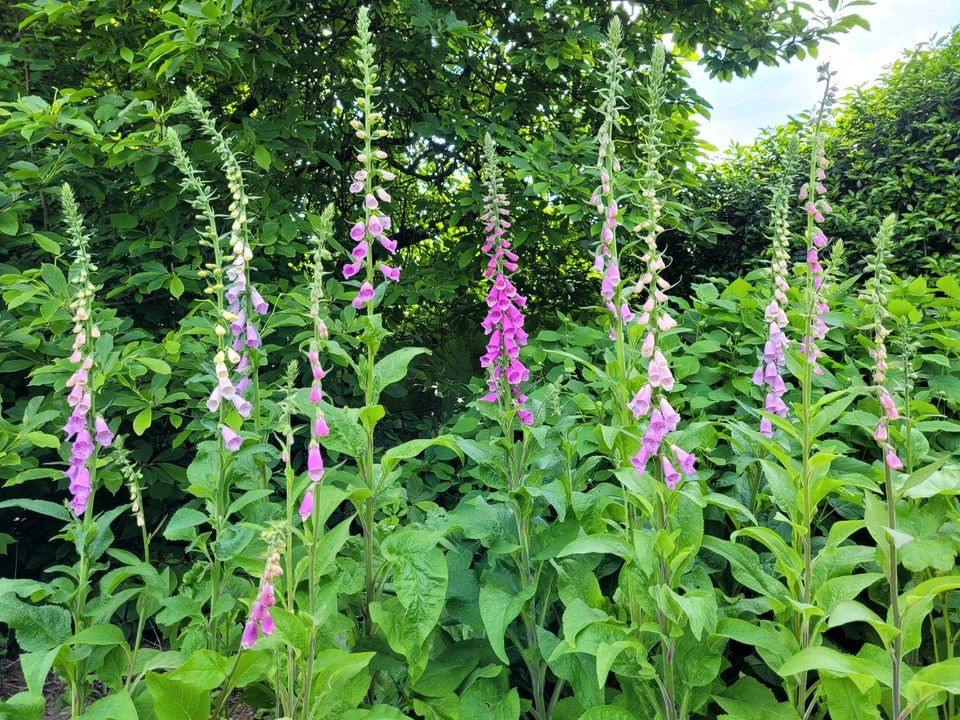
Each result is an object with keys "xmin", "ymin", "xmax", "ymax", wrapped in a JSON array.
[{"xmin": 684, "ymin": 0, "xmax": 960, "ymax": 153}]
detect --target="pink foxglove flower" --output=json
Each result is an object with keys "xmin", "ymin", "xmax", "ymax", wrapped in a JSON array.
[
  {"xmin": 220, "ymin": 425, "xmax": 243, "ymax": 452},
  {"xmin": 59, "ymin": 185, "xmax": 112, "ymax": 516},
  {"xmin": 241, "ymin": 536, "xmax": 283, "ymax": 648},
  {"xmin": 477, "ymin": 134, "xmax": 534, "ymax": 425},
  {"xmin": 752, "ymin": 171, "xmax": 793, "ymax": 436}
]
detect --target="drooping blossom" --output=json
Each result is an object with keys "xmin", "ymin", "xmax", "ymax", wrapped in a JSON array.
[
  {"xmin": 752, "ymin": 164, "xmax": 794, "ymax": 436},
  {"xmin": 59, "ymin": 184, "xmax": 113, "ymax": 516},
  {"xmin": 343, "ymin": 18, "xmax": 398, "ymax": 311},
  {"xmin": 241, "ymin": 530, "xmax": 283, "ymax": 648},
  {"xmin": 478, "ymin": 134, "xmax": 533, "ymax": 425}
]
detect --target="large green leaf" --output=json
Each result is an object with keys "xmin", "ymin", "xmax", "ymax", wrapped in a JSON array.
[{"xmin": 146, "ymin": 672, "xmax": 211, "ymax": 720}]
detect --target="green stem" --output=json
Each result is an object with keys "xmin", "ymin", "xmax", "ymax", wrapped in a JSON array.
[
  {"xmin": 124, "ymin": 522, "xmax": 151, "ymax": 691},
  {"xmin": 796, "ymin": 75, "xmax": 831, "ymax": 716},
  {"xmin": 301, "ymin": 483, "xmax": 324, "ymax": 720},
  {"xmin": 883, "ymin": 463, "xmax": 903, "ymax": 720},
  {"xmin": 284, "ymin": 459, "xmax": 297, "ymax": 717},
  {"xmin": 653, "ymin": 478, "xmax": 678, "ymax": 720}
]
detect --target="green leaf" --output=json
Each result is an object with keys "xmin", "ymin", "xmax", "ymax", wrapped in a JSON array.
[
  {"xmin": 0, "ymin": 595, "xmax": 71, "ymax": 652},
  {"xmin": 163, "ymin": 507, "xmax": 207, "ymax": 541},
  {"xmin": 777, "ymin": 647, "xmax": 887, "ymax": 693},
  {"xmin": 545, "ymin": 56, "xmax": 560, "ymax": 70},
  {"xmin": 119, "ymin": 47, "xmax": 134, "ymax": 63},
  {"xmin": 168, "ymin": 650, "xmax": 227, "ymax": 690},
  {"xmin": 78, "ymin": 690, "xmax": 138, "ymax": 719},
  {"xmin": 133, "ymin": 407, "xmax": 152, "ymax": 435},
  {"xmin": 137, "ymin": 357, "xmax": 172, "ymax": 374},
  {"xmin": 579, "ymin": 708, "xmax": 639, "ymax": 720},
  {"xmin": 146, "ymin": 672, "xmax": 211, "ymax": 720},
  {"xmin": 905, "ymin": 657, "xmax": 960, "ymax": 702},
  {"xmin": 479, "ymin": 583, "xmax": 535, "ymax": 664},
  {"xmin": 253, "ymin": 145, "xmax": 271, "ymax": 170},
  {"xmin": 557, "ymin": 534, "xmax": 632, "ymax": 560},
  {"xmin": 381, "ymin": 529, "xmax": 448, "ymax": 651},
  {"xmin": 70, "ymin": 623, "xmax": 127, "ymax": 648},
  {"xmin": 0, "ymin": 210, "xmax": 19, "ymax": 236},
  {"xmin": 372, "ymin": 347, "xmax": 429, "ymax": 399},
  {"xmin": 0, "ymin": 498, "xmax": 70, "ymax": 522}
]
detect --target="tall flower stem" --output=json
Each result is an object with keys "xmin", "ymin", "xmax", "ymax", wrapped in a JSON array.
[
  {"xmin": 343, "ymin": 7, "xmax": 399, "ymax": 636},
  {"xmin": 861, "ymin": 214, "xmax": 902, "ymax": 719},
  {"xmin": 479, "ymin": 133, "xmax": 541, "ymax": 715},
  {"xmin": 795, "ymin": 66, "xmax": 834, "ymax": 715}
]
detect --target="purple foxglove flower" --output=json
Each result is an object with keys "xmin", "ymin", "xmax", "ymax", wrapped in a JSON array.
[
  {"xmin": 207, "ymin": 386, "xmax": 222, "ymax": 412},
  {"xmin": 94, "ymin": 416, "xmax": 113, "ymax": 447},
  {"xmin": 259, "ymin": 610, "xmax": 276, "ymax": 636},
  {"xmin": 628, "ymin": 384, "xmax": 652, "ymax": 419},
  {"xmin": 245, "ymin": 323, "xmax": 261, "ymax": 348},
  {"xmin": 759, "ymin": 417, "xmax": 773, "ymax": 437},
  {"xmin": 350, "ymin": 221, "xmax": 366, "ymax": 241},
  {"xmin": 641, "ymin": 332, "xmax": 655, "ymax": 358},
  {"xmin": 299, "ymin": 489, "xmax": 314, "ymax": 521},
  {"xmin": 380, "ymin": 236, "xmax": 397, "ymax": 254},
  {"xmin": 364, "ymin": 193, "xmax": 378, "ymax": 209},
  {"xmin": 241, "ymin": 620, "xmax": 258, "ymax": 648},
  {"xmin": 352, "ymin": 282, "xmax": 375, "ymax": 309},
  {"xmin": 231, "ymin": 394, "xmax": 253, "ymax": 418},
  {"xmin": 660, "ymin": 398, "xmax": 680, "ymax": 432},
  {"xmin": 220, "ymin": 425, "xmax": 243, "ymax": 451},
  {"xmin": 349, "ymin": 181, "xmax": 364, "ymax": 194},
  {"xmin": 874, "ymin": 421, "xmax": 888, "ymax": 442},
  {"xmin": 368, "ymin": 215, "xmax": 383, "ymax": 237},
  {"xmin": 885, "ymin": 449, "xmax": 903, "ymax": 470},
  {"xmin": 517, "ymin": 408, "xmax": 534, "ymax": 426},
  {"xmin": 380, "ymin": 264, "xmax": 400, "ymax": 282},
  {"xmin": 307, "ymin": 443, "xmax": 324, "ymax": 481},
  {"xmin": 314, "ymin": 415, "xmax": 329, "ymax": 438},
  {"xmin": 630, "ymin": 447, "xmax": 651, "ymax": 475},
  {"xmin": 661, "ymin": 456, "xmax": 681, "ymax": 489},
  {"xmin": 343, "ymin": 262, "xmax": 361, "ymax": 279},
  {"xmin": 309, "ymin": 383, "xmax": 322, "ymax": 405},
  {"xmin": 251, "ymin": 288, "xmax": 269, "ymax": 315},
  {"xmin": 672, "ymin": 444, "xmax": 696, "ymax": 476},
  {"xmin": 352, "ymin": 241, "xmax": 368, "ymax": 260}
]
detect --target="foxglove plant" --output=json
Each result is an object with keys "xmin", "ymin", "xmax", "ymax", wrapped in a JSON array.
[
  {"xmin": 300, "ymin": 205, "xmax": 334, "ymax": 522},
  {"xmin": 240, "ymin": 526, "xmax": 283, "ymax": 649},
  {"xmin": 60, "ymin": 183, "xmax": 113, "ymax": 519},
  {"xmin": 479, "ymin": 133, "xmax": 533, "ymax": 427},
  {"xmin": 166, "ymin": 98, "xmax": 267, "ymax": 652},
  {"xmin": 59, "ymin": 183, "xmax": 114, "ymax": 716},
  {"xmin": 752, "ymin": 160, "xmax": 794, "ymax": 436},
  {"xmin": 794, "ymin": 63, "xmax": 838, "ymax": 715},
  {"xmin": 342, "ymin": 7, "xmax": 399, "ymax": 303},
  {"xmin": 477, "ymin": 133, "xmax": 553, "ymax": 715},
  {"xmin": 585, "ymin": 25, "xmax": 701, "ymax": 719},
  {"xmin": 861, "ymin": 214, "xmax": 905, "ymax": 718},
  {"xmin": 182, "ymin": 88, "xmax": 265, "ymax": 447},
  {"xmin": 345, "ymin": 6, "xmax": 400, "ymax": 637}
]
